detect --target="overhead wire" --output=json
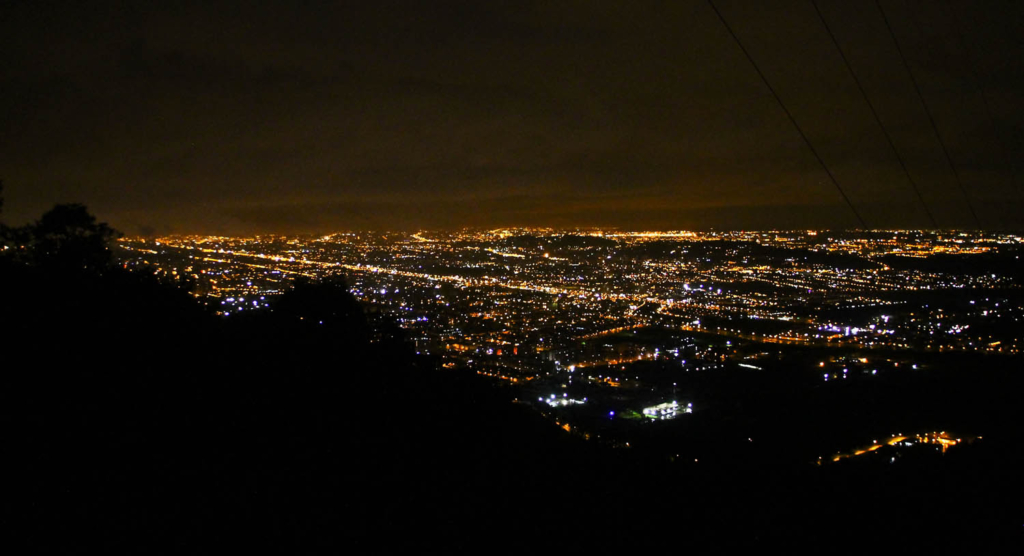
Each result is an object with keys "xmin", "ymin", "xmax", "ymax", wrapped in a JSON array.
[
  {"xmin": 809, "ymin": 0, "xmax": 938, "ymax": 229},
  {"xmin": 900, "ymin": 0, "xmax": 1013, "ymax": 228},
  {"xmin": 948, "ymin": 3, "xmax": 1020, "ymax": 201},
  {"xmin": 706, "ymin": 0, "xmax": 868, "ymax": 228},
  {"xmin": 875, "ymin": 0, "xmax": 981, "ymax": 228}
]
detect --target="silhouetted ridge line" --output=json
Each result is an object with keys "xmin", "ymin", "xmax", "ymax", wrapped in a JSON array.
[
  {"xmin": 875, "ymin": 0, "xmax": 981, "ymax": 228},
  {"xmin": 706, "ymin": 0, "xmax": 867, "ymax": 229},
  {"xmin": 810, "ymin": 0, "xmax": 938, "ymax": 229}
]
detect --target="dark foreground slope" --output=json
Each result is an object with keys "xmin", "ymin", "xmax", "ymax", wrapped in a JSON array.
[{"xmin": 3, "ymin": 258, "xmax": 1024, "ymax": 551}]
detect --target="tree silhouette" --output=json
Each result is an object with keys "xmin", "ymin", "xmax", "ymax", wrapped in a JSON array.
[
  {"xmin": 0, "ymin": 180, "xmax": 7, "ymax": 252},
  {"xmin": 27, "ymin": 203, "xmax": 120, "ymax": 272},
  {"xmin": 0, "ymin": 181, "xmax": 24, "ymax": 261},
  {"xmin": 273, "ymin": 275, "xmax": 366, "ymax": 328}
]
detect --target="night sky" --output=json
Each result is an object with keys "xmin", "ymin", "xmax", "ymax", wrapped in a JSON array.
[{"xmin": 3, "ymin": 1, "xmax": 1022, "ymax": 234}]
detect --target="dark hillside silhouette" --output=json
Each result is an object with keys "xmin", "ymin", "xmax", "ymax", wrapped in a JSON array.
[
  {"xmin": 2, "ymin": 198, "xmax": 611, "ymax": 550},
  {"xmin": 4, "ymin": 196, "xmax": 1023, "ymax": 551}
]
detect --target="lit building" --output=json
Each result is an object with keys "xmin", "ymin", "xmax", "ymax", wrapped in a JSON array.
[{"xmin": 642, "ymin": 401, "xmax": 692, "ymax": 420}]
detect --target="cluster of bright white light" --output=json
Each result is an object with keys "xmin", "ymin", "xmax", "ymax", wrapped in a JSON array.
[
  {"xmin": 539, "ymin": 393, "xmax": 587, "ymax": 407},
  {"xmin": 642, "ymin": 401, "xmax": 692, "ymax": 419}
]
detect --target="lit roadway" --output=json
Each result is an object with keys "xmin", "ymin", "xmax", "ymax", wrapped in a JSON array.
[
  {"xmin": 832, "ymin": 436, "xmax": 908, "ymax": 462},
  {"xmin": 130, "ymin": 240, "xmax": 869, "ymax": 347}
]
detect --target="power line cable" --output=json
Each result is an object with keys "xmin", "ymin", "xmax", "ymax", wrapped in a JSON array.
[
  {"xmin": 705, "ymin": 0, "xmax": 867, "ymax": 228},
  {"xmin": 809, "ymin": 0, "xmax": 938, "ymax": 229},
  {"xmin": 900, "ymin": 0, "xmax": 1013, "ymax": 228},
  {"xmin": 948, "ymin": 4, "xmax": 1020, "ymax": 200},
  {"xmin": 875, "ymin": 0, "xmax": 981, "ymax": 228}
]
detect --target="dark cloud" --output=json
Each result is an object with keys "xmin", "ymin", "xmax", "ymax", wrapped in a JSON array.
[{"xmin": 2, "ymin": 0, "xmax": 1022, "ymax": 232}]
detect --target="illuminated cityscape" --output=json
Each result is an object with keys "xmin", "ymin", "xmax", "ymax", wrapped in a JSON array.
[
  {"xmin": 7, "ymin": 0, "xmax": 1024, "ymax": 548},
  {"xmin": 117, "ymin": 228, "xmax": 1023, "ymax": 452}
]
